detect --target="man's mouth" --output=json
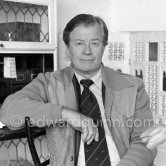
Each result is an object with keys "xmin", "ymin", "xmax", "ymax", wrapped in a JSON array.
[{"xmin": 80, "ymin": 59, "xmax": 94, "ymax": 62}]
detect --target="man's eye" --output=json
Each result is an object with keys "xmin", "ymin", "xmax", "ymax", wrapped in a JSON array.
[
  {"xmin": 76, "ymin": 42, "xmax": 84, "ymax": 46},
  {"xmin": 91, "ymin": 42, "xmax": 99, "ymax": 46}
]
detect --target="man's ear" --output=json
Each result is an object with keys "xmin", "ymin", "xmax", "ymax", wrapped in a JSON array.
[{"xmin": 65, "ymin": 46, "xmax": 71, "ymax": 61}]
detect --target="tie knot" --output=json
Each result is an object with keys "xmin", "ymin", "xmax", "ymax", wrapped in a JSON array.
[{"xmin": 80, "ymin": 79, "xmax": 94, "ymax": 88}]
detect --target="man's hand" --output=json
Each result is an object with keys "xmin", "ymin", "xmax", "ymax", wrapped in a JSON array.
[
  {"xmin": 62, "ymin": 108, "xmax": 99, "ymax": 145},
  {"xmin": 140, "ymin": 123, "xmax": 166, "ymax": 149}
]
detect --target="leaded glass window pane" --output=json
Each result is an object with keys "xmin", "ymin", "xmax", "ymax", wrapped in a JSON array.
[{"xmin": 0, "ymin": 0, "xmax": 49, "ymax": 42}]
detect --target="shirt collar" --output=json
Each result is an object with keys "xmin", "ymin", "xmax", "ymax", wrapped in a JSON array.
[{"xmin": 74, "ymin": 68, "xmax": 102, "ymax": 90}]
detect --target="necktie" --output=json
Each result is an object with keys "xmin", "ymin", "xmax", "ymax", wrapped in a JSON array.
[{"xmin": 80, "ymin": 79, "xmax": 111, "ymax": 166}]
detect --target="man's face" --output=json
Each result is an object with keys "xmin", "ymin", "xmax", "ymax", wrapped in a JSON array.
[{"xmin": 67, "ymin": 24, "xmax": 106, "ymax": 77}]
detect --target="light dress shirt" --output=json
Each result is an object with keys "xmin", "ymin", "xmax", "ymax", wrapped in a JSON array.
[{"xmin": 74, "ymin": 68, "xmax": 120, "ymax": 166}]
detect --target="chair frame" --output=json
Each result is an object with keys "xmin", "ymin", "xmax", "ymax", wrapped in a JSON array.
[{"xmin": 25, "ymin": 117, "xmax": 49, "ymax": 166}]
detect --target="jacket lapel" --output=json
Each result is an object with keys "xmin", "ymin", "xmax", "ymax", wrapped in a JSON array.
[
  {"xmin": 104, "ymin": 87, "xmax": 115, "ymax": 121},
  {"xmin": 64, "ymin": 82, "xmax": 77, "ymax": 111},
  {"xmin": 56, "ymin": 66, "xmax": 77, "ymax": 111},
  {"xmin": 102, "ymin": 66, "xmax": 134, "ymax": 121}
]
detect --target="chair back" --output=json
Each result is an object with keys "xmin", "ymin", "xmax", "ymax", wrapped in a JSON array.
[{"xmin": 25, "ymin": 117, "xmax": 49, "ymax": 166}]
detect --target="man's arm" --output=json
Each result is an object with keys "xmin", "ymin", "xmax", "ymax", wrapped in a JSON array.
[
  {"xmin": 0, "ymin": 72, "xmax": 62, "ymax": 130},
  {"xmin": 117, "ymin": 78, "xmax": 157, "ymax": 166},
  {"xmin": 0, "ymin": 71, "xmax": 99, "ymax": 144}
]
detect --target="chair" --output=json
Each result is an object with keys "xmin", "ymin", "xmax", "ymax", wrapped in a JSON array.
[{"xmin": 25, "ymin": 117, "xmax": 50, "ymax": 166}]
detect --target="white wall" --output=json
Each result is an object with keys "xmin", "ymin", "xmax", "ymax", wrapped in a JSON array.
[
  {"xmin": 57, "ymin": 0, "xmax": 166, "ymax": 32},
  {"xmin": 57, "ymin": 0, "xmax": 112, "ymax": 33},
  {"xmin": 111, "ymin": 0, "xmax": 166, "ymax": 31}
]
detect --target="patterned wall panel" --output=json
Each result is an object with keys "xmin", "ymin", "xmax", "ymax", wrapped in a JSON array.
[
  {"xmin": 161, "ymin": 42, "xmax": 166, "ymax": 62},
  {"xmin": 131, "ymin": 42, "xmax": 145, "ymax": 80},
  {"xmin": 161, "ymin": 66, "xmax": 166, "ymax": 92},
  {"xmin": 130, "ymin": 32, "xmax": 166, "ymax": 119},
  {"xmin": 108, "ymin": 42, "xmax": 125, "ymax": 61},
  {"xmin": 161, "ymin": 96, "xmax": 166, "ymax": 116},
  {"xmin": 133, "ymin": 42, "xmax": 145, "ymax": 62},
  {"xmin": 145, "ymin": 65, "xmax": 159, "ymax": 114}
]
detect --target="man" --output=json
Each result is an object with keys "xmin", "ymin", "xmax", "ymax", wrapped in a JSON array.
[{"xmin": 0, "ymin": 14, "xmax": 156, "ymax": 166}]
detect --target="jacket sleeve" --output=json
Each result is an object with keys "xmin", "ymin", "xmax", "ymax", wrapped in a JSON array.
[
  {"xmin": 117, "ymin": 78, "xmax": 157, "ymax": 166},
  {"xmin": 0, "ymin": 72, "xmax": 62, "ymax": 130}
]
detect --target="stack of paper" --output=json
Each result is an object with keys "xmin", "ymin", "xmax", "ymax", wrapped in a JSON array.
[
  {"xmin": 0, "ymin": 121, "xmax": 5, "ymax": 128},
  {"xmin": 3, "ymin": 57, "xmax": 17, "ymax": 78}
]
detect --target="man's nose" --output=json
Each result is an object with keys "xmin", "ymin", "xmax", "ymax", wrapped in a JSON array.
[{"xmin": 83, "ymin": 43, "xmax": 92, "ymax": 55}]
